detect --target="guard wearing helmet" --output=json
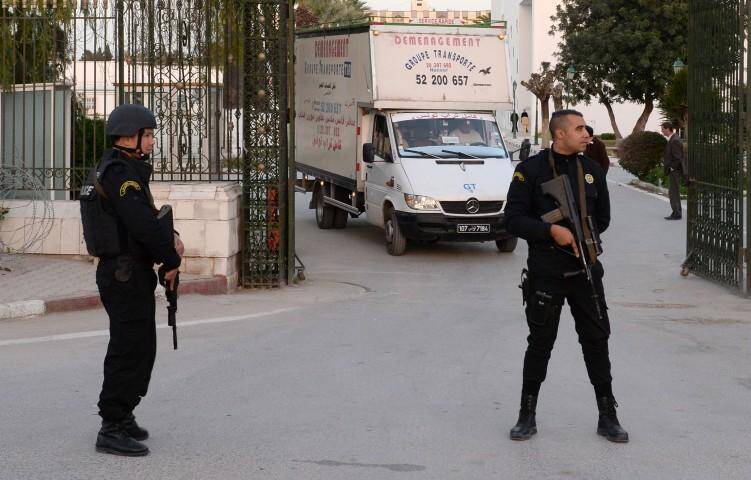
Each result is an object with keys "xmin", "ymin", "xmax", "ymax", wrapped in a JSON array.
[{"xmin": 80, "ymin": 104, "xmax": 184, "ymax": 456}]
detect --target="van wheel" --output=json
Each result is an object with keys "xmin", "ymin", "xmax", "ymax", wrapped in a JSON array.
[
  {"xmin": 333, "ymin": 208, "xmax": 348, "ymax": 229},
  {"xmin": 495, "ymin": 236, "xmax": 518, "ymax": 252},
  {"xmin": 385, "ymin": 211, "xmax": 407, "ymax": 256},
  {"xmin": 315, "ymin": 189, "xmax": 335, "ymax": 229}
]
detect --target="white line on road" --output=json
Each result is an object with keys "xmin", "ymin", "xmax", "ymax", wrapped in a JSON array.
[{"xmin": 0, "ymin": 307, "xmax": 301, "ymax": 348}]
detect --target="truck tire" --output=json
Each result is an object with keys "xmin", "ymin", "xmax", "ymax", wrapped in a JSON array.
[
  {"xmin": 385, "ymin": 211, "xmax": 407, "ymax": 256},
  {"xmin": 495, "ymin": 236, "xmax": 518, "ymax": 252},
  {"xmin": 315, "ymin": 189, "xmax": 335, "ymax": 229},
  {"xmin": 333, "ymin": 208, "xmax": 348, "ymax": 229}
]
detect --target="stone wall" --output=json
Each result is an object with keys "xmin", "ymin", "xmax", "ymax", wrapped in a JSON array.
[{"xmin": 0, "ymin": 182, "xmax": 243, "ymax": 289}]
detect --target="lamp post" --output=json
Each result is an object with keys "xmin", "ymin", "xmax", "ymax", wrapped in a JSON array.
[
  {"xmin": 512, "ymin": 80, "xmax": 518, "ymax": 139},
  {"xmin": 565, "ymin": 65, "xmax": 576, "ymax": 109},
  {"xmin": 673, "ymin": 58, "xmax": 686, "ymax": 74}
]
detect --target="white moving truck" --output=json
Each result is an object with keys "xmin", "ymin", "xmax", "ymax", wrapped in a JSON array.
[{"xmin": 295, "ymin": 23, "xmax": 517, "ymax": 255}]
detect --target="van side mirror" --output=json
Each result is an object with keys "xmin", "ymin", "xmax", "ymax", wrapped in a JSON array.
[
  {"xmin": 363, "ymin": 143, "xmax": 375, "ymax": 163},
  {"xmin": 519, "ymin": 139, "xmax": 531, "ymax": 161}
]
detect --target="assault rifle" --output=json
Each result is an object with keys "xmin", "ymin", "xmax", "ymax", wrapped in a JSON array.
[
  {"xmin": 157, "ymin": 205, "xmax": 179, "ymax": 349},
  {"xmin": 540, "ymin": 174, "xmax": 603, "ymax": 320}
]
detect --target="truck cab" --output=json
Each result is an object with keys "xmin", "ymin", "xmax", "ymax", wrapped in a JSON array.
[{"xmin": 361, "ymin": 111, "xmax": 516, "ymax": 255}]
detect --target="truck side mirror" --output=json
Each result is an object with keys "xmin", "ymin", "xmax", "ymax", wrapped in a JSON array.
[{"xmin": 363, "ymin": 143, "xmax": 375, "ymax": 163}]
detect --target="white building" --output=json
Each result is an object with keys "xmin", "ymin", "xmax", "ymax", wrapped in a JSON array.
[
  {"xmin": 369, "ymin": 0, "xmax": 490, "ymax": 26},
  {"xmin": 492, "ymin": 0, "xmax": 659, "ymax": 140}
]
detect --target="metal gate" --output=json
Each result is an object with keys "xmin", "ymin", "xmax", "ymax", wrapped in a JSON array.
[
  {"xmin": 687, "ymin": 0, "xmax": 749, "ymax": 294},
  {"xmin": 1, "ymin": 0, "xmax": 294, "ymax": 286},
  {"xmin": 240, "ymin": 0, "xmax": 293, "ymax": 287}
]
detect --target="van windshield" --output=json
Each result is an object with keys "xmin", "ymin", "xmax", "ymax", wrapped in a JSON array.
[{"xmin": 391, "ymin": 113, "xmax": 508, "ymax": 159}]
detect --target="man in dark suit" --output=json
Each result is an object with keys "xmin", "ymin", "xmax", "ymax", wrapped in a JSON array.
[
  {"xmin": 660, "ymin": 122, "xmax": 687, "ymax": 220},
  {"xmin": 584, "ymin": 126, "xmax": 610, "ymax": 174}
]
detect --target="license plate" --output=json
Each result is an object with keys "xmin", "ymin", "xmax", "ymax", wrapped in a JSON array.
[{"xmin": 457, "ymin": 224, "xmax": 490, "ymax": 233}]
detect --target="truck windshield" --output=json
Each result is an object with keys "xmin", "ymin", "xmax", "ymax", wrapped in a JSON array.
[{"xmin": 392, "ymin": 114, "xmax": 508, "ymax": 159}]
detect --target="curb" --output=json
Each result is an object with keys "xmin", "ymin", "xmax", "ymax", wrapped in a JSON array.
[
  {"xmin": 628, "ymin": 178, "xmax": 688, "ymax": 200},
  {"xmin": 0, "ymin": 275, "xmax": 228, "ymax": 320}
]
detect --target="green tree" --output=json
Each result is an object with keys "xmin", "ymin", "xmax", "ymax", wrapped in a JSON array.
[
  {"xmin": 297, "ymin": 0, "xmax": 369, "ymax": 26},
  {"xmin": 659, "ymin": 68, "xmax": 687, "ymax": 132},
  {"xmin": 0, "ymin": 3, "xmax": 72, "ymax": 89},
  {"xmin": 551, "ymin": 0, "xmax": 688, "ymax": 138}
]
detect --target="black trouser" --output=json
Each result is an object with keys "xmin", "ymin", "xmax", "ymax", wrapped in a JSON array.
[
  {"xmin": 96, "ymin": 257, "xmax": 157, "ymax": 423},
  {"xmin": 522, "ymin": 271, "xmax": 612, "ymax": 395},
  {"xmin": 668, "ymin": 170, "xmax": 682, "ymax": 216}
]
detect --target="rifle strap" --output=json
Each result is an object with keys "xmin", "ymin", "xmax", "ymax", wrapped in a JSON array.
[{"xmin": 576, "ymin": 158, "xmax": 598, "ymax": 264}]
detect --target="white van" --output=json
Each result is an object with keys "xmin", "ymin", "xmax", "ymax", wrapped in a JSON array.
[{"xmin": 295, "ymin": 23, "xmax": 517, "ymax": 255}]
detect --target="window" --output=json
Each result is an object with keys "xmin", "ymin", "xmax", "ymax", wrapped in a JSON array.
[
  {"xmin": 373, "ymin": 115, "xmax": 391, "ymax": 160},
  {"xmin": 84, "ymin": 95, "xmax": 96, "ymax": 112}
]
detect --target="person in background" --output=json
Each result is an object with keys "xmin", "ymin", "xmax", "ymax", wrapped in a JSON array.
[
  {"xmin": 660, "ymin": 121, "xmax": 687, "ymax": 220},
  {"xmin": 584, "ymin": 126, "xmax": 610, "ymax": 174},
  {"xmin": 450, "ymin": 119, "xmax": 484, "ymax": 145}
]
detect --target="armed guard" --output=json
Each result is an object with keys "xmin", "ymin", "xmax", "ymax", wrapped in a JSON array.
[
  {"xmin": 504, "ymin": 109, "xmax": 628, "ymax": 443},
  {"xmin": 80, "ymin": 104, "xmax": 183, "ymax": 456}
]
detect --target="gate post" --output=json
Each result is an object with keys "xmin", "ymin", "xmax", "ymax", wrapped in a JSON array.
[{"xmin": 241, "ymin": 0, "xmax": 293, "ymax": 287}]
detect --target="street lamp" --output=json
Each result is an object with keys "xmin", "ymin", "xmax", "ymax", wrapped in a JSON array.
[
  {"xmin": 673, "ymin": 58, "xmax": 686, "ymax": 74},
  {"xmin": 512, "ymin": 80, "xmax": 518, "ymax": 139},
  {"xmin": 565, "ymin": 65, "xmax": 576, "ymax": 109}
]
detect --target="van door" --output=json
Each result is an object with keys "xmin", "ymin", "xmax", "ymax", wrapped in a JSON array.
[{"xmin": 365, "ymin": 114, "xmax": 395, "ymax": 227}]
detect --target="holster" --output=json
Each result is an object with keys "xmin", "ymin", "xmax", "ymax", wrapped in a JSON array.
[{"xmin": 114, "ymin": 255, "xmax": 135, "ymax": 282}]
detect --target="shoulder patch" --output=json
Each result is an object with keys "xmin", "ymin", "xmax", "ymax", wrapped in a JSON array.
[
  {"xmin": 585, "ymin": 173, "xmax": 594, "ymax": 184},
  {"xmin": 119, "ymin": 180, "xmax": 142, "ymax": 197},
  {"xmin": 513, "ymin": 171, "xmax": 525, "ymax": 183}
]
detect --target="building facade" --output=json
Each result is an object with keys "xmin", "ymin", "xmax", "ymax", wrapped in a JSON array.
[
  {"xmin": 492, "ymin": 0, "xmax": 659, "ymax": 139},
  {"xmin": 369, "ymin": 0, "xmax": 489, "ymax": 26}
]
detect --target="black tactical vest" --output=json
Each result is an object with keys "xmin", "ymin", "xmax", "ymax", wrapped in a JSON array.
[{"xmin": 79, "ymin": 152, "xmax": 126, "ymax": 258}]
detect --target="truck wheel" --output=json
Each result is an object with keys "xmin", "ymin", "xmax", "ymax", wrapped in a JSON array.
[
  {"xmin": 385, "ymin": 211, "xmax": 407, "ymax": 256},
  {"xmin": 315, "ymin": 190, "xmax": 335, "ymax": 229},
  {"xmin": 495, "ymin": 236, "xmax": 518, "ymax": 252},
  {"xmin": 333, "ymin": 208, "xmax": 348, "ymax": 229}
]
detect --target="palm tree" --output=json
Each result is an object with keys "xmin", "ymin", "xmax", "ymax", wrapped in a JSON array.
[
  {"xmin": 297, "ymin": 0, "xmax": 369, "ymax": 26},
  {"xmin": 521, "ymin": 63, "xmax": 558, "ymax": 145},
  {"xmin": 473, "ymin": 13, "xmax": 491, "ymax": 25}
]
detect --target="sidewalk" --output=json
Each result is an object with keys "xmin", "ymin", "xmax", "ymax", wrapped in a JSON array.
[{"xmin": 0, "ymin": 253, "xmax": 228, "ymax": 319}]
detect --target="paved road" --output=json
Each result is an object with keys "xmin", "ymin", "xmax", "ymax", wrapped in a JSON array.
[{"xmin": 1, "ymin": 167, "xmax": 749, "ymax": 479}]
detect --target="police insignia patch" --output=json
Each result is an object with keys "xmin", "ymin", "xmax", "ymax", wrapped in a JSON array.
[
  {"xmin": 119, "ymin": 180, "xmax": 141, "ymax": 197},
  {"xmin": 585, "ymin": 174, "xmax": 594, "ymax": 184},
  {"xmin": 513, "ymin": 172, "xmax": 525, "ymax": 182}
]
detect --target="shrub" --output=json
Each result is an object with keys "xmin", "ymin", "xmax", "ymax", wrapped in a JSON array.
[
  {"xmin": 599, "ymin": 133, "xmax": 616, "ymax": 141},
  {"xmin": 642, "ymin": 165, "xmax": 687, "ymax": 196},
  {"xmin": 618, "ymin": 131, "xmax": 666, "ymax": 179}
]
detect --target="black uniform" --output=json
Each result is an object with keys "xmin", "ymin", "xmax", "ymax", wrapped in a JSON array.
[
  {"xmin": 94, "ymin": 147, "xmax": 181, "ymax": 423},
  {"xmin": 505, "ymin": 148, "xmax": 613, "ymax": 399}
]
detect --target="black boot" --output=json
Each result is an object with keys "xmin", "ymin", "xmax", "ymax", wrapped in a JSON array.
[
  {"xmin": 509, "ymin": 393, "xmax": 537, "ymax": 441},
  {"xmin": 96, "ymin": 421, "xmax": 149, "ymax": 456},
  {"xmin": 596, "ymin": 396, "xmax": 629, "ymax": 443},
  {"xmin": 122, "ymin": 413, "xmax": 149, "ymax": 441}
]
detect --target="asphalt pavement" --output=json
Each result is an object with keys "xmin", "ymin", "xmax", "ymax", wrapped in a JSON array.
[{"xmin": 0, "ymin": 166, "xmax": 749, "ymax": 480}]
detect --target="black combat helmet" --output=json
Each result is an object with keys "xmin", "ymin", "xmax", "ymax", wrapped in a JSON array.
[{"xmin": 106, "ymin": 104, "xmax": 157, "ymax": 138}]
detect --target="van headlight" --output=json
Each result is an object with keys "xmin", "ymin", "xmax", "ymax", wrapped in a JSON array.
[{"xmin": 404, "ymin": 194, "xmax": 439, "ymax": 211}]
